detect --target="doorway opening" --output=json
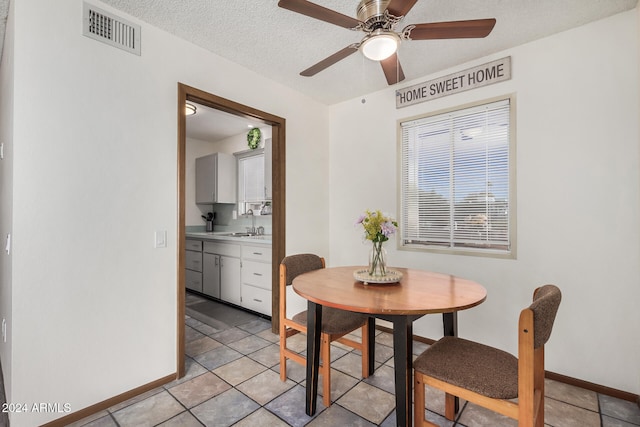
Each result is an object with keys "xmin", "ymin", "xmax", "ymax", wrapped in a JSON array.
[{"xmin": 177, "ymin": 83, "xmax": 286, "ymax": 377}]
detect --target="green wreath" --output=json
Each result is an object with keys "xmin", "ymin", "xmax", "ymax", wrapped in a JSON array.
[{"xmin": 247, "ymin": 128, "xmax": 262, "ymax": 149}]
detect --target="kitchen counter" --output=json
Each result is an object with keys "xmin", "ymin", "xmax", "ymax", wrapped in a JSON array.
[{"xmin": 186, "ymin": 231, "xmax": 272, "ymax": 245}]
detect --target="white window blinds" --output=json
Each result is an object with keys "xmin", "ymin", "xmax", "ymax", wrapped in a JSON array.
[{"xmin": 400, "ymin": 98, "xmax": 512, "ymax": 253}]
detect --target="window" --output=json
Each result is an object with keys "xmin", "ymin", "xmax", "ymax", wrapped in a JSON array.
[
  {"xmin": 399, "ymin": 97, "xmax": 514, "ymax": 256},
  {"xmin": 235, "ymin": 149, "xmax": 266, "ymax": 216}
]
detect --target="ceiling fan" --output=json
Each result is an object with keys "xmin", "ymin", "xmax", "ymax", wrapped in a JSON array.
[{"xmin": 278, "ymin": 0, "xmax": 496, "ymax": 85}]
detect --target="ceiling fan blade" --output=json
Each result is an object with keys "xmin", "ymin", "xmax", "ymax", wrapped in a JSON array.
[
  {"xmin": 386, "ymin": 0, "xmax": 419, "ymax": 17},
  {"xmin": 300, "ymin": 44, "xmax": 360, "ymax": 77},
  {"xmin": 278, "ymin": 0, "xmax": 362, "ymax": 29},
  {"xmin": 405, "ymin": 18, "xmax": 496, "ymax": 40},
  {"xmin": 380, "ymin": 53, "xmax": 405, "ymax": 85}
]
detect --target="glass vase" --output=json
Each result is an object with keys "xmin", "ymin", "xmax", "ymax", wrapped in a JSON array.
[{"xmin": 368, "ymin": 241, "xmax": 387, "ymax": 277}]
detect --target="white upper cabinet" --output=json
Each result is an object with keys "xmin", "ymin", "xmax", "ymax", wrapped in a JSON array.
[{"xmin": 196, "ymin": 152, "xmax": 237, "ymax": 204}]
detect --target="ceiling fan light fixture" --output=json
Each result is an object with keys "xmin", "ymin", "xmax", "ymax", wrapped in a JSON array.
[
  {"xmin": 185, "ymin": 103, "xmax": 197, "ymax": 116},
  {"xmin": 361, "ymin": 30, "xmax": 399, "ymax": 61}
]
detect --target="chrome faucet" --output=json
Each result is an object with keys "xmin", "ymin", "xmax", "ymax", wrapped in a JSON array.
[{"xmin": 246, "ymin": 209, "xmax": 256, "ymax": 234}]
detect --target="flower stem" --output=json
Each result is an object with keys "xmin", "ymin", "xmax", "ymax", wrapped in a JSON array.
[{"xmin": 369, "ymin": 241, "xmax": 386, "ymax": 276}]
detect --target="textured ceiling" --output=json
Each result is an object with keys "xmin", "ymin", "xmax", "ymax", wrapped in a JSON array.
[
  {"xmin": 98, "ymin": 0, "xmax": 638, "ymax": 105},
  {"xmin": 0, "ymin": 0, "xmax": 638, "ymax": 105}
]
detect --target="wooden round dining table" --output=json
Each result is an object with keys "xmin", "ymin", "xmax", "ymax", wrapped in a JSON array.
[{"xmin": 292, "ymin": 266, "xmax": 487, "ymax": 427}]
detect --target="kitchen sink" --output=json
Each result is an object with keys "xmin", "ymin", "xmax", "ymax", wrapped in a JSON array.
[{"xmin": 222, "ymin": 232, "xmax": 254, "ymax": 237}]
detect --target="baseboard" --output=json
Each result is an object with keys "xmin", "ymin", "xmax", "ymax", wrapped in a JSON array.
[
  {"xmin": 40, "ymin": 373, "xmax": 176, "ymax": 427},
  {"xmin": 545, "ymin": 371, "xmax": 639, "ymax": 404},
  {"xmin": 376, "ymin": 325, "xmax": 640, "ymax": 404}
]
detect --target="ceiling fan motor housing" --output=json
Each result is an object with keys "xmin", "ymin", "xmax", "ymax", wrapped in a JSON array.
[{"xmin": 357, "ymin": 0, "xmax": 400, "ymax": 32}]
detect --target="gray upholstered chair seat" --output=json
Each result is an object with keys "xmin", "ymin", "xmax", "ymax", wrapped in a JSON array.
[
  {"xmin": 413, "ymin": 336, "xmax": 518, "ymax": 399},
  {"xmin": 293, "ymin": 308, "xmax": 367, "ymax": 336}
]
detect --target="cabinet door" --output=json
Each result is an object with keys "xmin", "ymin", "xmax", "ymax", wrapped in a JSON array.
[
  {"xmin": 220, "ymin": 256, "xmax": 241, "ymax": 305},
  {"xmin": 202, "ymin": 253, "xmax": 220, "ymax": 299},
  {"xmin": 217, "ymin": 153, "xmax": 237, "ymax": 203},
  {"xmin": 195, "ymin": 154, "xmax": 216, "ymax": 204}
]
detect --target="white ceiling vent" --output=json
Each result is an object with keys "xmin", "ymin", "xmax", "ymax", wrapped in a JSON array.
[{"xmin": 83, "ymin": 2, "xmax": 141, "ymax": 56}]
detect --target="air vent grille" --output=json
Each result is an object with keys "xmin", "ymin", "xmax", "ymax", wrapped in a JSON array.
[{"xmin": 83, "ymin": 2, "xmax": 141, "ymax": 55}]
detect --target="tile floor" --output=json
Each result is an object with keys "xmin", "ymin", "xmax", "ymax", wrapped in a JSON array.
[{"xmin": 72, "ymin": 293, "xmax": 640, "ymax": 427}]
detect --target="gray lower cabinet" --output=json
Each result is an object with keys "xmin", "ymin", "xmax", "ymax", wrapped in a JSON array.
[
  {"xmin": 203, "ymin": 241, "xmax": 241, "ymax": 305},
  {"xmin": 185, "ymin": 239, "xmax": 203, "ymax": 292},
  {"xmin": 202, "ymin": 253, "xmax": 220, "ymax": 298},
  {"xmin": 187, "ymin": 237, "xmax": 271, "ymax": 316},
  {"xmin": 221, "ymin": 256, "xmax": 241, "ymax": 305}
]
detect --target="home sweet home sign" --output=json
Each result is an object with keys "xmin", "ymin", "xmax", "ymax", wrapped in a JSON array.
[{"xmin": 395, "ymin": 57, "xmax": 511, "ymax": 108}]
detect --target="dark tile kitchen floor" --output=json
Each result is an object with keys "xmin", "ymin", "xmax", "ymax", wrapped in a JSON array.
[{"xmin": 71, "ymin": 292, "xmax": 640, "ymax": 427}]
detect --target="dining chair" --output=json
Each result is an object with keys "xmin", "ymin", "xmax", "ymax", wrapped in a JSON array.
[
  {"xmin": 279, "ymin": 253, "xmax": 371, "ymax": 407},
  {"xmin": 413, "ymin": 284, "xmax": 562, "ymax": 427}
]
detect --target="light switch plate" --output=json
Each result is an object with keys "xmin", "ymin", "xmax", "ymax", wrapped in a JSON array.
[{"xmin": 154, "ymin": 230, "xmax": 167, "ymax": 248}]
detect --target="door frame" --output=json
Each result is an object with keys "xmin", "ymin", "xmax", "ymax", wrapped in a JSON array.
[{"xmin": 177, "ymin": 83, "xmax": 286, "ymax": 377}]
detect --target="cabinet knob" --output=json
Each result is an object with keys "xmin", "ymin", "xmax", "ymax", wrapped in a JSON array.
[
  {"xmin": 253, "ymin": 273, "xmax": 262, "ymax": 277},
  {"xmin": 253, "ymin": 298, "xmax": 262, "ymax": 303}
]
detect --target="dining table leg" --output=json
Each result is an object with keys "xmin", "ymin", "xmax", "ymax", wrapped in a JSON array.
[
  {"xmin": 442, "ymin": 311, "xmax": 458, "ymax": 337},
  {"xmin": 366, "ymin": 316, "xmax": 375, "ymax": 376},
  {"xmin": 391, "ymin": 316, "xmax": 413, "ymax": 427},
  {"xmin": 305, "ymin": 301, "xmax": 322, "ymax": 416}
]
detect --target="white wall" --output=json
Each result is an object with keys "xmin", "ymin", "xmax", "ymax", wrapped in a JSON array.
[
  {"xmin": 329, "ymin": 10, "xmax": 640, "ymax": 394},
  {"xmin": 3, "ymin": 0, "xmax": 330, "ymax": 425},
  {"xmin": 0, "ymin": 0, "xmax": 14, "ymax": 400}
]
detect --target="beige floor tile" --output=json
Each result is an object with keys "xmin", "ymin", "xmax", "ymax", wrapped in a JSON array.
[
  {"xmin": 337, "ymin": 382, "xmax": 396, "ymax": 424},
  {"xmin": 247, "ymin": 343, "xmax": 281, "ymax": 368},
  {"xmin": 185, "ymin": 335, "xmax": 222, "ymax": 357},
  {"xmin": 599, "ymin": 394, "xmax": 640, "ymax": 425},
  {"xmin": 111, "ymin": 390, "xmax": 184, "ymax": 427},
  {"xmin": 213, "ymin": 356, "xmax": 267, "ymax": 386},
  {"xmin": 107, "ymin": 387, "xmax": 165, "ymax": 413},
  {"xmin": 544, "ymin": 396, "xmax": 601, "ymax": 427},
  {"xmin": 236, "ymin": 369, "xmax": 296, "ymax": 405},
  {"xmin": 156, "ymin": 411, "xmax": 203, "ymax": 427},
  {"xmin": 317, "ymin": 368, "xmax": 360, "ymax": 404},
  {"xmin": 273, "ymin": 358, "xmax": 307, "ymax": 383},
  {"xmin": 331, "ymin": 352, "xmax": 367, "ymax": 379},
  {"xmin": 191, "ymin": 389, "xmax": 260, "ymax": 427},
  {"xmin": 284, "ymin": 332, "xmax": 308, "ymax": 353},
  {"xmin": 168, "ymin": 372, "xmax": 231, "ymax": 408},
  {"xmin": 256, "ymin": 328, "xmax": 280, "ymax": 343},
  {"xmin": 457, "ymin": 401, "xmax": 518, "ymax": 427},
  {"xmin": 545, "ymin": 379, "xmax": 599, "ymax": 411},
  {"xmin": 232, "ymin": 408, "xmax": 290, "ymax": 427}
]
